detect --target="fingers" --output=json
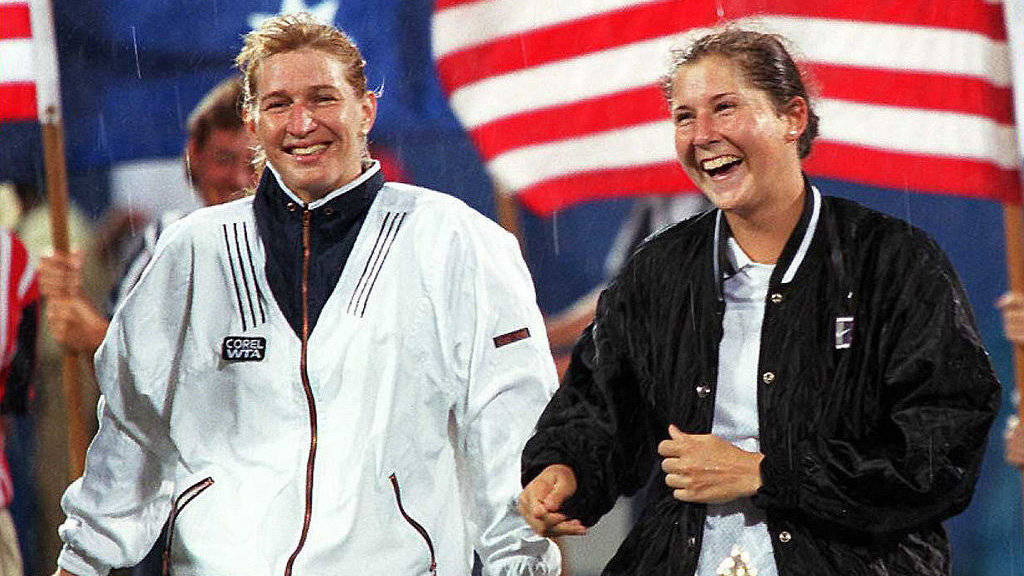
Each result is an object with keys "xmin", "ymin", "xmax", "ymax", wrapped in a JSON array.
[
  {"xmin": 518, "ymin": 465, "xmax": 585, "ymax": 537},
  {"xmin": 547, "ymin": 518, "xmax": 587, "ymax": 536},
  {"xmin": 38, "ymin": 251, "xmax": 85, "ymax": 298},
  {"xmin": 44, "ymin": 298, "xmax": 109, "ymax": 352}
]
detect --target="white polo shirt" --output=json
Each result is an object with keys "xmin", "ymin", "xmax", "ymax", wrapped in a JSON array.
[{"xmin": 695, "ymin": 237, "xmax": 779, "ymax": 576}]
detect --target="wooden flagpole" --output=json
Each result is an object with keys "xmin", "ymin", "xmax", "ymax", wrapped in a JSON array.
[
  {"xmin": 41, "ymin": 110, "xmax": 86, "ymax": 480},
  {"xmin": 1002, "ymin": 0, "xmax": 1024, "ymax": 527},
  {"xmin": 1004, "ymin": 202, "xmax": 1024, "ymax": 511},
  {"xmin": 493, "ymin": 179, "xmax": 524, "ymax": 250},
  {"xmin": 31, "ymin": 0, "xmax": 87, "ymax": 480}
]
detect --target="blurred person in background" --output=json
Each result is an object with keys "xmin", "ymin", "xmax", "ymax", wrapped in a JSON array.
[
  {"xmin": 545, "ymin": 194, "xmax": 709, "ymax": 377},
  {"xmin": 10, "ymin": 178, "xmax": 98, "ymax": 576},
  {"xmin": 0, "ymin": 226, "xmax": 38, "ymax": 576},
  {"xmin": 38, "ymin": 76, "xmax": 257, "ymax": 358}
]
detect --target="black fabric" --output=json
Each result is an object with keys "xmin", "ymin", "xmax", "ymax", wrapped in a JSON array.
[
  {"xmin": 252, "ymin": 166, "xmax": 383, "ymax": 337},
  {"xmin": 2, "ymin": 301, "xmax": 36, "ymax": 415},
  {"xmin": 522, "ymin": 181, "xmax": 999, "ymax": 576}
]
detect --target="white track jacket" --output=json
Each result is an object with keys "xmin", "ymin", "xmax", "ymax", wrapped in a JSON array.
[{"xmin": 57, "ymin": 172, "xmax": 561, "ymax": 576}]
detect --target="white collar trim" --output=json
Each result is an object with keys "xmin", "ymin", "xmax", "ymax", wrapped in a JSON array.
[{"xmin": 267, "ymin": 160, "xmax": 381, "ymax": 209}]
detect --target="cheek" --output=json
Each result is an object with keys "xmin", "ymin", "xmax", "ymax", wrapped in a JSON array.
[{"xmin": 673, "ymin": 128, "xmax": 692, "ymax": 161}]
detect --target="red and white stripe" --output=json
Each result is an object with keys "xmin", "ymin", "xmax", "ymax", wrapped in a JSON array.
[
  {"xmin": 0, "ymin": 0, "xmax": 36, "ymax": 121},
  {"xmin": 0, "ymin": 0, "xmax": 62, "ymax": 123},
  {"xmin": 433, "ymin": 0, "xmax": 1020, "ymax": 215},
  {"xmin": 0, "ymin": 228, "xmax": 37, "ymax": 507}
]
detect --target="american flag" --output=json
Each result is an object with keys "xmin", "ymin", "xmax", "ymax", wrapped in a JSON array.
[
  {"xmin": 0, "ymin": 0, "xmax": 62, "ymax": 122},
  {"xmin": 432, "ymin": 0, "xmax": 1020, "ymax": 215}
]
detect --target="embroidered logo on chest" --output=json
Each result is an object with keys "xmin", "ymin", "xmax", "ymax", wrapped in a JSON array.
[
  {"xmin": 221, "ymin": 336, "xmax": 267, "ymax": 362},
  {"xmin": 835, "ymin": 316, "xmax": 854, "ymax": 349}
]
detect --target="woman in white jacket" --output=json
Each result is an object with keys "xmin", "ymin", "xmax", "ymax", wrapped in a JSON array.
[{"xmin": 55, "ymin": 13, "xmax": 561, "ymax": 576}]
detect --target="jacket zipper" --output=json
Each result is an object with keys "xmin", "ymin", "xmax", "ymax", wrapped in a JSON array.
[
  {"xmin": 388, "ymin": 473, "xmax": 438, "ymax": 575},
  {"xmin": 284, "ymin": 207, "xmax": 319, "ymax": 576},
  {"xmin": 161, "ymin": 477, "xmax": 215, "ymax": 576}
]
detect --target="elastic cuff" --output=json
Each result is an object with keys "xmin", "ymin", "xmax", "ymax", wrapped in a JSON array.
[
  {"xmin": 58, "ymin": 545, "xmax": 110, "ymax": 576},
  {"xmin": 753, "ymin": 453, "xmax": 801, "ymax": 510},
  {"xmin": 481, "ymin": 541, "xmax": 562, "ymax": 576}
]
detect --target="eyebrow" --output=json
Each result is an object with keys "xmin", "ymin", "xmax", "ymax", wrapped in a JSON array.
[
  {"xmin": 672, "ymin": 91, "xmax": 740, "ymax": 111},
  {"xmin": 258, "ymin": 85, "xmax": 341, "ymax": 100}
]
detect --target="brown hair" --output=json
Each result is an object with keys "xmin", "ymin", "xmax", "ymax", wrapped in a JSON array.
[
  {"xmin": 660, "ymin": 28, "xmax": 820, "ymax": 158},
  {"xmin": 186, "ymin": 76, "xmax": 245, "ymax": 150},
  {"xmin": 235, "ymin": 12, "xmax": 368, "ymax": 113}
]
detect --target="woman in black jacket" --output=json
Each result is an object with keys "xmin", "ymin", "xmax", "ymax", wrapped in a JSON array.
[{"xmin": 519, "ymin": 28, "xmax": 999, "ymax": 576}]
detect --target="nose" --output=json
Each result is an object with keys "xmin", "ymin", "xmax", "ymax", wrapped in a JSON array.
[
  {"xmin": 286, "ymin": 103, "xmax": 316, "ymax": 136},
  {"xmin": 692, "ymin": 112, "xmax": 716, "ymax": 147}
]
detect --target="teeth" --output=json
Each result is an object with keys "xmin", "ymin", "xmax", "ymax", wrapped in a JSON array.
[
  {"xmin": 701, "ymin": 156, "xmax": 741, "ymax": 171},
  {"xmin": 291, "ymin": 144, "xmax": 328, "ymax": 156}
]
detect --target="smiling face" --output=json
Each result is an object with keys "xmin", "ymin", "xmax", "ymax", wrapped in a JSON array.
[
  {"xmin": 247, "ymin": 48, "xmax": 376, "ymax": 202},
  {"xmin": 670, "ymin": 55, "xmax": 805, "ymax": 216}
]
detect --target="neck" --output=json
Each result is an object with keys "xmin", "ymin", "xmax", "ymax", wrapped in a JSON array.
[{"xmin": 724, "ymin": 172, "xmax": 805, "ymax": 264}]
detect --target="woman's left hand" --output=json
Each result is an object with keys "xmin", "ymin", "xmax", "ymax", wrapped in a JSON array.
[{"xmin": 658, "ymin": 424, "xmax": 764, "ymax": 504}]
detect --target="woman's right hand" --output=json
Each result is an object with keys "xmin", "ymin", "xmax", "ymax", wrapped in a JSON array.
[{"xmin": 517, "ymin": 464, "xmax": 587, "ymax": 537}]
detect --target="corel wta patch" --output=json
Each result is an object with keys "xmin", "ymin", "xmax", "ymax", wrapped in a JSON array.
[
  {"xmin": 221, "ymin": 336, "xmax": 267, "ymax": 362},
  {"xmin": 493, "ymin": 327, "xmax": 530, "ymax": 348}
]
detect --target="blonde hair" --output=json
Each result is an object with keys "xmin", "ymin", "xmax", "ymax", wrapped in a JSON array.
[{"xmin": 236, "ymin": 13, "xmax": 368, "ymax": 114}]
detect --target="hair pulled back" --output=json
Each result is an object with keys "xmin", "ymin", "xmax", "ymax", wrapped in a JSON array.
[{"xmin": 661, "ymin": 28, "xmax": 819, "ymax": 158}]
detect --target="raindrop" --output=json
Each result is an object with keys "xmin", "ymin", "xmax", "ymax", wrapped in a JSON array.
[
  {"xmin": 130, "ymin": 26, "xmax": 142, "ymax": 79},
  {"xmin": 552, "ymin": 210, "xmax": 560, "ymax": 255}
]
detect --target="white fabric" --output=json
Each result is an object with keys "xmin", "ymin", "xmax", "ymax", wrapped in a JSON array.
[
  {"xmin": 0, "ymin": 508, "xmax": 22, "ymax": 576},
  {"xmin": 57, "ymin": 182, "xmax": 561, "ymax": 576},
  {"xmin": 695, "ymin": 238, "xmax": 778, "ymax": 576}
]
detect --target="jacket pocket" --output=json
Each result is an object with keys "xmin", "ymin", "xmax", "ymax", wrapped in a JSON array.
[
  {"xmin": 389, "ymin": 473, "xmax": 437, "ymax": 576},
  {"xmin": 162, "ymin": 476, "xmax": 215, "ymax": 576}
]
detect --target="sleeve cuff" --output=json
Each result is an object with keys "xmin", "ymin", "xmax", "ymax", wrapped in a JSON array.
[
  {"xmin": 481, "ymin": 539, "xmax": 562, "ymax": 576},
  {"xmin": 753, "ymin": 452, "xmax": 801, "ymax": 510}
]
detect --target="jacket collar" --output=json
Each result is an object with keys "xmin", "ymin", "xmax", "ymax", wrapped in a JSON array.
[
  {"xmin": 264, "ymin": 159, "xmax": 383, "ymax": 210},
  {"xmin": 712, "ymin": 176, "xmax": 821, "ymax": 302},
  {"xmin": 253, "ymin": 160, "xmax": 384, "ymax": 233}
]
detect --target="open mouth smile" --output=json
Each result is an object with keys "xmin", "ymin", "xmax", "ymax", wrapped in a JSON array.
[
  {"xmin": 700, "ymin": 155, "xmax": 743, "ymax": 178},
  {"xmin": 287, "ymin": 143, "xmax": 329, "ymax": 157}
]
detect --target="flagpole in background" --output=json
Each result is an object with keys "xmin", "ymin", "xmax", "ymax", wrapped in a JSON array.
[
  {"xmin": 1003, "ymin": 0, "xmax": 1024, "ymax": 522},
  {"xmin": 29, "ymin": 0, "xmax": 87, "ymax": 480}
]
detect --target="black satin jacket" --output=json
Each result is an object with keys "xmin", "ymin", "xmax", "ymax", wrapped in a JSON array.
[{"xmin": 522, "ymin": 183, "xmax": 999, "ymax": 575}]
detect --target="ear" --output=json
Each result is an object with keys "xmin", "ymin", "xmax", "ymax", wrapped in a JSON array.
[
  {"xmin": 185, "ymin": 137, "xmax": 200, "ymax": 162},
  {"xmin": 782, "ymin": 96, "xmax": 808, "ymax": 143},
  {"xmin": 360, "ymin": 91, "xmax": 378, "ymax": 136},
  {"xmin": 243, "ymin": 106, "xmax": 258, "ymax": 138}
]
